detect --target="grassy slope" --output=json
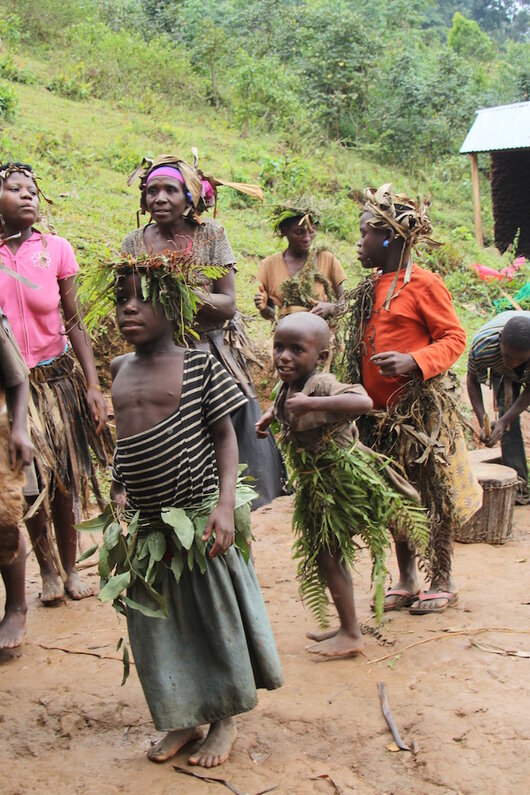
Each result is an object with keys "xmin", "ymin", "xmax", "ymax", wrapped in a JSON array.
[{"xmin": 2, "ymin": 55, "xmax": 526, "ymax": 385}]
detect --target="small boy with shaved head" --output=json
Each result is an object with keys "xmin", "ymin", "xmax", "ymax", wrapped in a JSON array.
[{"xmin": 257, "ymin": 313, "xmax": 428, "ymax": 659}]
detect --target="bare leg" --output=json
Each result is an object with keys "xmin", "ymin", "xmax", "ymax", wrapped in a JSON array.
[
  {"xmin": 188, "ymin": 718, "xmax": 237, "ymax": 768},
  {"xmin": 147, "ymin": 727, "xmax": 204, "ymax": 763},
  {"xmin": 25, "ymin": 505, "xmax": 64, "ymax": 604},
  {"xmin": 51, "ymin": 489, "xmax": 94, "ymax": 599},
  {"xmin": 0, "ymin": 534, "xmax": 27, "ymax": 649},
  {"xmin": 306, "ymin": 549, "xmax": 364, "ymax": 658}
]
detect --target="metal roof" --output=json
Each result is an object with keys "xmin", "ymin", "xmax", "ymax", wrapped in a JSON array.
[{"xmin": 460, "ymin": 101, "xmax": 530, "ymax": 154}]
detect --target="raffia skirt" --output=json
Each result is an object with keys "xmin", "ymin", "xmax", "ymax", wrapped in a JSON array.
[{"xmin": 27, "ymin": 350, "xmax": 113, "ymax": 518}]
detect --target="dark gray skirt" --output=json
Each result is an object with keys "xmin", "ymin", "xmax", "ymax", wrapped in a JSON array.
[{"xmin": 127, "ymin": 546, "xmax": 283, "ymax": 730}]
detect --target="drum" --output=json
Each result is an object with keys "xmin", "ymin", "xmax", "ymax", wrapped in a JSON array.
[
  {"xmin": 467, "ymin": 447, "xmax": 503, "ymax": 466},
  {"xmin": 455, "ymin": 462, "xmax": 517, "ymax": 544}
]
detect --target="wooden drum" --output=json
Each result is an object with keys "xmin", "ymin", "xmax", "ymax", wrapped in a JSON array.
[{"xmin": 455, "ymin": 462, "xmax": 518, "ymax": 545}]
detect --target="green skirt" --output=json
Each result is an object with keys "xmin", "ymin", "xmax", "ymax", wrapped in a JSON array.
[{"xmin": 127, "ymin": 546, "xmax": 283, "ymax": 730}]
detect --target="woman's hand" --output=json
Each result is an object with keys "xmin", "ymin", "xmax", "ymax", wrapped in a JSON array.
[
  {"xmin": 256, "ymin": 407, "xmax": 274, "ymax": 438},
  {"xmin": 87, "ymin": 385, "xmax": 107, "ymax": 434},
  {"xmin": 370, "ymin": 352, "xmax": 419, "ymax": 377},
  {"xmin": 9, "ymin": 427, "xmax": 35, "ymax": 469},
  {"xmin": 202, "ymin": 502, "xmax": 235, "ymax": 558}
]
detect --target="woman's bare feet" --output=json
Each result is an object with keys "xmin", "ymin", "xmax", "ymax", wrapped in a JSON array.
[
  {"xmin": 147, "ymin": 727, "xmax": 204, "ymax": 763},
  {"xmin": 40, "ymin": 570, "xmax": 65, "ymax": 604},
  {"xmin": 188, "ymin": 718, "xmax": 237, "ymax": 768},
  {"xmin": 306, "ymin": 626, "xmax": 339, "ymax": 642},
  {"xmin": 306, "ymin": 628, "xmax": 364, "ymax": 658},
  {"xmin": 64, "ymin": 570, "xmax": 94, "ymax": 600},
  {"xmin": 0, "ymin": 608, "xmax": 26, "ymax": 649}
]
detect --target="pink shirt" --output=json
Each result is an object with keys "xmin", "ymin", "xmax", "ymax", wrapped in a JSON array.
[{"xmin": 0, "ymin": 232, "xmax": 79, "ymax": 367}]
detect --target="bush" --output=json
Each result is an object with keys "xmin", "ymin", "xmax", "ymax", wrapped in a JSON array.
[
  {"xmin": 47, "ymin": 63, "xmax": 93, "ymax": 100},
  {"xmin": 0, "ymin": 80, "xmax": 17, "ymax": 120},
  {"xmin": 0, "ymin": 55, "xmax": 35, "ymax": 84}
]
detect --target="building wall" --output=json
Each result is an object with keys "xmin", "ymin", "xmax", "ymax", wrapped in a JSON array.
[{"xmin": 490, "ymin": 150, "xmax": 530, "ymax": 258}]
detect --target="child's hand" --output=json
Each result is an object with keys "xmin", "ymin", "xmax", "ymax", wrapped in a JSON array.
[
  {"xmin": 309, "ymin": 298, "xmax": 335, "ymax": 318},
  {"xmin": 110, "ymin": 481, "xmax": 127, "ymax": 511},
  {"xmin": 370, "ymin": 352, "xmax": 419, "ymax": 377},
  {"xmin": 253, "ymin": 283, "xmax": 268, "ymax": 311},
  {"xmin": 285, "ymin": 392, "xmax": 314, "ymax": 416},
  {"xmin": 255, "ymin": 407, "xmax": 274, "ymax": 438},
  {"xmin": 9, "ymin": 428, "xmax": 35, "ymax": 469},
  {"xmin": 202, "ymin": 502, "xmax": 235, "ymax": 558}
]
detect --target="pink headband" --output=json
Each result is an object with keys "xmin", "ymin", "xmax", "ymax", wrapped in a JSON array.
[{"xmin": 145, "ymin": 166, "xmax": 184, "ymax": 186}]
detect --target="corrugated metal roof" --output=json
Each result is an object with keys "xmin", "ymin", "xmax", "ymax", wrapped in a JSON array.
[{"xmin": 460, "ymin": 101, "xmax": 530, "ymax": 154}]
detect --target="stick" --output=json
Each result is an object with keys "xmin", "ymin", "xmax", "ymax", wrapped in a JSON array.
[
  {"xmin": 35, "ymin": 642, "xmax": 134, "ymax": 664},
  {"xmin": 367, "ymin": 626, "xmax": 530, "ymax": 665},
  {"xmin": 377, "ymin": 682, "xmax": 411, "ymax": 752},
  {"xmin": 309, "ymin": 774, "xmax": 344, "ymax": 794},
  {"xmin": 173, "ymin": 766, "xmax": 279, "ymax": 795}
]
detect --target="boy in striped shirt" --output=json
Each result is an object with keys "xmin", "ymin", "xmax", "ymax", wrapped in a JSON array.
[{"xmin": 467, "ymin": 311, "xmax": 530, "ymax": 504}]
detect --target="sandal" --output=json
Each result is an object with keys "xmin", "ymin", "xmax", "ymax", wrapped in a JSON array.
[
  {"xmin": 371, "ymin": 588, "xmax": 420, "ymax": 612},
  {"xmin": 409, "ymin": 590, "xmax": 458, "ymax": 615}
]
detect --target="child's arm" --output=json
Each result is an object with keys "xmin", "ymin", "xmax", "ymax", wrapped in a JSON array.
[
  {"xmin": 256, "ymin": 406, "xmax": 275, "ymax": 438},
  {"xmin": 5, "ymin": 379, "xmax": 35, "ymax": 468},
  {"xmin": 286, "ymin": 391, "xmax": 373, "ymax": 419},
  {"xmin": 203, "ymin": 414, "xmax": 238, "ymax": 558}
]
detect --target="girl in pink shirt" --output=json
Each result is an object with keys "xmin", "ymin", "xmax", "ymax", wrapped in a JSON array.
[{"xmin": 0, "ymin": 162, "xmax": 112, "ymax": 603}]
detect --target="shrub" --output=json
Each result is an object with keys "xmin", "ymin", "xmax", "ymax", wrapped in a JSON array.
[{"xmin": 0, "ymin": 80, "xmax": 17, "ymax": 120}]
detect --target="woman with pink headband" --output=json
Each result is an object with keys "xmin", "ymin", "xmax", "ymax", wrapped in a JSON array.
[{"xmin": 123, "ymin": 155, "xmax": 286, "ymax": 508}]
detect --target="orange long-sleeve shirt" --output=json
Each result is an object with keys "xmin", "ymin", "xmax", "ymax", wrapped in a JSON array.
[{"xmin": 360, "ymin": 265, "xmax": 466, "ymax": 409}]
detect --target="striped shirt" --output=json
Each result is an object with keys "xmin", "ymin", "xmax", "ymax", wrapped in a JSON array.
[
  {"xmin": 468, "ymin": 310, "xmax": 530, "ymax": 386},
  {"xmin": 112, "ymin": 350, "xmax": 247, "ymax": 511}
]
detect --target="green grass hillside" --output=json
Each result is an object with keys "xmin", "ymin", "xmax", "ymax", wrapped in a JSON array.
[{"xmin": 1, "ymin": 52, "xmax": 528, "ymax": 383}]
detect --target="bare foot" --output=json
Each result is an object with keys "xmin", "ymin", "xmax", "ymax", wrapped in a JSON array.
[
  {"xmin": 64, "ymin": 571, "xmax": 94, "ymax": 600},
  {"xmin": 0, "ymin": 609, "xmax": 27, "ymax": 649},
  {"xmin": 147, "ymin": 727, "xmax": 204, "ymax": 763},
  {"xmin": 188, "ymin": 718, "xmax": 237, "ymax": 768},
  {"xmin": 306, "ymin": 629, "xmax": 364, "ymax": 658},
  {"xmin": 306, "ymin": 626, "xmax": 339, "ymax": 642},
  {"xmin": 40, "ymin": 571, "xmax": 65, "ymax": 604}
]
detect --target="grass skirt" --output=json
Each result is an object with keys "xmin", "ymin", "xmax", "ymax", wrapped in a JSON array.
[
  {"xmin": 0, "ymin": 407, "xmax": 24, "ymax": 565},
  {"xmin": 28, "ymin": 350, "xmax": 113, "ymax": 518}
]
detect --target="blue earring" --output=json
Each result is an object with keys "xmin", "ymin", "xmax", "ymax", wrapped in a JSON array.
[{"xmin": 383, "ymin": 239, "xmax": 389, "ymax": 248}]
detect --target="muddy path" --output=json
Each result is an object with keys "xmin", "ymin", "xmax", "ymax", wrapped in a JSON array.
[{"xmin": 1, "ymin": 492, "xmax": 529, "ymax": 795}]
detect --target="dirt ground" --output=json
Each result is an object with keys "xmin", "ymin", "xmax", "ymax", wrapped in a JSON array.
[{"xmin": 1, "ymin": 483, "xmax": 529, "ymax": 795}]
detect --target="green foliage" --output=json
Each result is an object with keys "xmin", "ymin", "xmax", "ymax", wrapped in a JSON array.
[
  {"xmin": 0, "ymin": 55, "xmax": 35, "ymax": 85},
  {"xmin": 230, "ymin": 51, "xmax": 301, "ymax": 132},
  {"xmin": 47, "ymin": 63, "xmax": 93, "ymax": 100},
  {"xmin": 0, "ymin": 80, "xmax": 17, "ymax": 120},
  {"xmin": 0, "ymin": 11, "xmax": 22, "ymax": 49},
  {"xmin": 448, "ymin": 12, "xmax": 497, "ymax": 61}
]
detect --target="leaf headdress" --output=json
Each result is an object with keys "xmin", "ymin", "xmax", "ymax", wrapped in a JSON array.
[{"xmin": 363, "ymin": 183, "xmax": 441, "ymax": 309}]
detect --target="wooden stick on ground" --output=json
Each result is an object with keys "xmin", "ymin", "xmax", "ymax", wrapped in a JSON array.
[
  {"xmin": 377, "ymin": 681, "xmax": 411, "ymax": 752},
  {"xmin": 368, "ymin": 626, "xmax": 530, "ymax": 665}
]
